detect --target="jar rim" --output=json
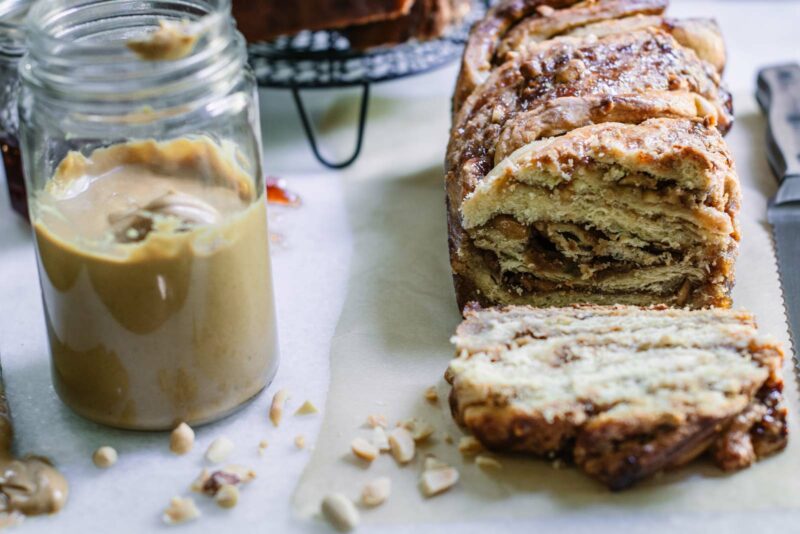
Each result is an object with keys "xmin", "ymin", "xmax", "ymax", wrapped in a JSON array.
[{"xmin": 21, "ymin": 0, "xmax": 244, "ymax": 107}]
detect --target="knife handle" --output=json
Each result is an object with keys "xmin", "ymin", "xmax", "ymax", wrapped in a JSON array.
[{"xmin": 756, "ymin": 64, "xmax": 800, "ymax": 183}]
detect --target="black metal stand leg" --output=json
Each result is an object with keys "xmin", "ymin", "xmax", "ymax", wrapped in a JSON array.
[{"xmin": 291, "ymin": 83, "xmax": 370, "ymax": 170}]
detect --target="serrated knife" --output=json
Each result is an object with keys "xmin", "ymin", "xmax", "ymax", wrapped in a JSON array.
[{"xmin": 757, "ymin": 63, "xmax": 800, "ymax": 356}]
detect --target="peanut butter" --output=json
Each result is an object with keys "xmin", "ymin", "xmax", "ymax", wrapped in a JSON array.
[
  {"xmin": 0, "ymin": 381, "xmax": 68, "ymax": 516},
  {"xmin": 31, "ymin": 138, "xmax": 278, "ymax": 430}
]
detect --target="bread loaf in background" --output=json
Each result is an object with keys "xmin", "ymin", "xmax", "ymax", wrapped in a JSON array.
[
  {"xmin": 445, "ymin": 0, "xmax": 738, "ymax": 311},
  {"xmin": 232, "ymin": 0, "xmax": 470, "ymax": 48}
]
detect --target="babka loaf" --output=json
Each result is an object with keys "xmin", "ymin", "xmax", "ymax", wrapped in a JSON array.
[
  {"xmin": 232, "ymin": 0, "xmax": 469, "ymax": 49},
  {"xmin": 453, "ymin": 0, "xmax": 726, "ymax": 113},
  {"xmin": 445, "ymin": 0, "xmax": 738, "ymax": 310},
  {"xmin": 446, "ymin": 305, "xmax": 788, "ymax": 490}
]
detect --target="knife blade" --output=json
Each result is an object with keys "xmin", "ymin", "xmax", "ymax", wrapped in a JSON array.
[{"xmin": 757, "ymin": 63, "xmax": 800, "ymax": 357}]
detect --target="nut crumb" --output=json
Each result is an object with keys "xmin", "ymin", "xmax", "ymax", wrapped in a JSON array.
[
  {"xmin": 205, "ymin": 436, "xmax": 234, "ymax": 463},
  {"xmin": 424, "ymin": 386, "xmax": 439, "ymax": 403},
  {"xmin": 388, "ymin": 427, "xmax": 415, "ymax": 464},
  {"xmin": 169, "ymin": 422, "xmax": 195, "ymax": 455},
  {"xmin": 92, "ymin": 446, "xmax": 118, "ymax": 468},
  {"xmin": 258, "ymin": 439, "xmax": 269, "ymax": 455},
  {"xmin": 552, "ymin": 459, "xmax": 563, "ymax": 470},
  {"xmin": 423, "ymin": 455, "xmax": 450, "ymax": 471},
  {"xmin": 321, "ymin": 493, "xmax": 359, "ymax": 531},
  {"xmin": 399, "ymin": 418, "xmax": 434, "ymax": 443},
  {"xmin": 351, "ymin": 437, "xmax": 379, "ymax": 462},
  {"xmin": 215, "ymin": 484, "xmax": 239, "ymax": 509},
  {"xmin": 475, "ymin": 455, "xmax": 502, "ymax": 470},
  {"xmin": 269, "ymin": 389, "xmax": 289, "ymax": 426},
  {"xmin": 420, "ymin": 467, "xmax": 459, "ymax": 497},
  {"xmin": 371, "ymin": 426, "xmax": 390, "ymax": 452},
  {"xmin": 295, "ymin": 435, "xmax": 306, "ymax": 449},
  {"xmin": 163, "ymin": 496, "xmax": 200, "ymax": 525},
  {"xmin": 366, "ymin": 414, "xmax": 388, "ymax": 429},
  {"xmin": 443, "ymin": 434, "xmax": 454, "ymax": 445},
  {"xmin": 189, "ymin": 469, "xmax": 210, "ymax": 493},
  {"xmin": 295, "ymin": 400, "xmax": 318, "ymax": 416},
  {"xmin": 361, "ymin": 477, "xmax": 391, "ymax": 507},
  {"xmin": 458, "ymin": 436, "xmax": 484, "ymax": 456},
  {"xmin": 195, "ymin": 465, "xmax": 256, "ymax": 496}
]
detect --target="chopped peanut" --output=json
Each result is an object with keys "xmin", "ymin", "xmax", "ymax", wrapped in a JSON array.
[
  {"xmin": 270, "ymin": 389, "xmax": 289, "ymax": 426},
  {"xmin": 388, "ymin": 427, "xmax": 415, "ymax": 464},
  {"xmin": 294, "ymin": 400, "xmax": 318, "ymax": 416},
  {"xmin": 399, "ymin": 418, "xmax": 434, "ymax": 443},
  {"xmin": 371, "ymin": 426, "xmax": 390, "ymax": 452},
  {"xmin": 162, "ymin": 496, "xmax": 200, "ymax": 525},
  {"xmin": 215, "ymin": 484, "xmax": 239, "ymax": 508},
  {"xmin": 351, "ymin": 437, "xmax": 379, "ymax": 462},
  {"xmin": 366, "ymin": 414, "xmax": 388, "ymax": 429},
  {"xmin": 420, "ymin": 467, "xmax": 459, "ymax": 497},
  {"xmin": 205, "ymin": 437, "xmax": 234, "ymax": 463},
  {"xmin": 361, "ymin": 477, "xmax": 391, "ymax": 507},
  {"xmin": 321, "ymin": 493, "xmax": 359, "ymax": 531},
  {"xmin": 92, "ymin": 446, "xmax": 118, "ymax": 468},
  {"xmin": 169, "ymin": 422, "xmax": 195, "ymax": 455}
]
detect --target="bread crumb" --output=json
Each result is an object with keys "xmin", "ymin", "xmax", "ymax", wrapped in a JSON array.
[
  {"xmin": 458, "ymin": 436, "xmax": 484, "ymax": 456},
  {"xmin": 424, "ymin": 386, "xmax": 439, "ymax": 403}
]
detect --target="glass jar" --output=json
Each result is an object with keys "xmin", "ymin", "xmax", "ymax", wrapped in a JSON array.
[
  {"xmin": 0, "ymin": 0, "xmax": 31, "ymax": 219},
  {"xmin": 19, "ymin": 0, "xmax": 279, "ymax": 430}
]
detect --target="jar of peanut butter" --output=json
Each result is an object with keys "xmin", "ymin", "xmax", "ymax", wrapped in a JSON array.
[{"xmin": 18, "ymin": 0, "xmax": 278, "ymax": 430}]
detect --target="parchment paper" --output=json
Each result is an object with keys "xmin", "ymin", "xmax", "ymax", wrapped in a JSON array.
[{"xmin": 291, "ymin": 91, "xmax": 800, "ymax": 527}]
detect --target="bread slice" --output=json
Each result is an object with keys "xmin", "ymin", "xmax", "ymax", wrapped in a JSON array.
[
  {"xmin": 450, "ymin": 117, "xmax": 740, "ymax": 309},
  {"xmin": 446, "ymin": 305, "xmax": 788, "ymax": 490}
]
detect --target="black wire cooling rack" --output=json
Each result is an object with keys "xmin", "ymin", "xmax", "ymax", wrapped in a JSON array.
[{"xmin": 248, "ymin": 2, "xmax": 487, "ymax": 169}]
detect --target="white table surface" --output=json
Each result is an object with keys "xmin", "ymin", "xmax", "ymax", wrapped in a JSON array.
[{"xmin": 1, "ymin": 1, "xmax": 799, "ymax": 532}]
